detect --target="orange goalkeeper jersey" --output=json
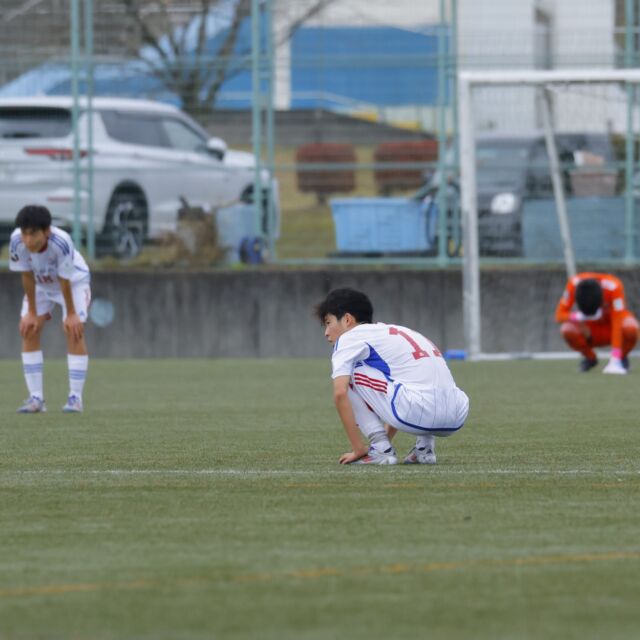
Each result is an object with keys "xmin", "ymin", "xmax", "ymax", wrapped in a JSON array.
[{"xmin": 555, "ymin": 272, "xmax": 629, "ymax": 349}]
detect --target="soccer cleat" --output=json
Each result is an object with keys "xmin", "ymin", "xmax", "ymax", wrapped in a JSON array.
[
  {"xmin": 16, "ymin": 396, "xmax": 47, "ymax": 414},
  {"xmin": 603, "ymin": 358, "xmax": 627, "ymax": 376},
  {"xmin": 403, "ymin": 446, "xmax": 436, "ymax": 465},
  {"xmin": 622, "ymin": 356, "xmax": 630, "ymax": 371},
  {"xmin": 578, "ymin": 357, "xmax": 598, "ymax": 373},
  {"xmin": 351, "ymin": 446, "xmax": 397, "ymax": 465},
  {"xmin": 62, "ymin": 395, "xmax": 83, "ymax": 413}
]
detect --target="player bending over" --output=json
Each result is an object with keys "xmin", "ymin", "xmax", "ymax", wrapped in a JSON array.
[
  {"xmin": 555, "ymin": 272, "xmax": 638, "ymax": 375},
  {"xmin": 315, "ymin": 288, "xmax": 470, "ymax": 465},
  {"xmin": 10, "ymin": 205, "xmax": 91, "ymax": 413}
]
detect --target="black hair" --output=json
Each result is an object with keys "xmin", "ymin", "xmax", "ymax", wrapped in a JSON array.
[
  {"xmin": 314, "ymin": 288, "xmax": 374, "ymax": 324},
  {"xmin": 15, "ymin": 205, "xmax": 52, "ymax": 231},
  {"xmin": 575, "ymin": 278, "xmax": 603, "ymax": 316}
]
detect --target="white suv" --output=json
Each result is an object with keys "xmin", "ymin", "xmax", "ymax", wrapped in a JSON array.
[{"xmin": 0, "ymin": 96, "xmax": 279, "ymax": 258}]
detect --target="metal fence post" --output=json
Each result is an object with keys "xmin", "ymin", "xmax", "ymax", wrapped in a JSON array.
[
  {"xmin": 625, "ymin": 0, "xmax": 636, "ymax": 264},
  {"xmin": 251, "ymin": 0, "xmax": 264, "ymax": 243},
  {"xmin": 85, "ymin": 0, "xmax": 95, "ymax": 259},
  {"xmin": 265, "ymin": 0, "xmax": 276, "ymax": 261},
  {"xmin": 436, "ymin": 0, "xmax": 448, "ymax": 266},
  {"xmin": 70, "ymin": 0, "xmax": 82, "ymax": 248},
  {"xmin": 458, "ymin": 73, "xmax": 481, "ymax": 360}
]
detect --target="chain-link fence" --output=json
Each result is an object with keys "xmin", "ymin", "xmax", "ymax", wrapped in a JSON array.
[{"xmin": 0, "ymin": 0, "xmax": 639, "ymax": 267}]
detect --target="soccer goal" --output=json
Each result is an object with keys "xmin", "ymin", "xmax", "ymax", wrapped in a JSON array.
[{"xmin": 458, "ymin": 68, "xmax": 640, "ymax": 359}]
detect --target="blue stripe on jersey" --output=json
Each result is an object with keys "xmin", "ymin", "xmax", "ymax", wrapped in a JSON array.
[
  {"xmin": 390, "ymin": 383, "xmax": 463, "ymax": 433},
  {"xmin": 10, "ymin": 235, "xmax": 23, "ymax": 253},
  {"xmin": 50, "ymin": 234, "xmax": 70, "ymax": 255},
  {"xmin": 50, "ymin": 235, "xmax": 70, "ymax": 255},
  {"xmin": 364, "ymin": 344, "xmax": 392, "ymax": 381}
]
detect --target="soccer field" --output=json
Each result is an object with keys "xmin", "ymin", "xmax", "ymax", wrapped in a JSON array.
[{"xmin": 1, "ymin": 358, "xmax": 639, "ymax": 639}]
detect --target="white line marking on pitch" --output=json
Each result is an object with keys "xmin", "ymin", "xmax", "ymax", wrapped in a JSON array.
[{"xmin": 0, "ymin": 468, "xmax": 638, "ymax": 479}]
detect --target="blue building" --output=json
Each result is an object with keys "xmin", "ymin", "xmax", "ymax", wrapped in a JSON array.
[{"xmin": 0, "ymin": 18, "xmax": 445, "ymax": 114}]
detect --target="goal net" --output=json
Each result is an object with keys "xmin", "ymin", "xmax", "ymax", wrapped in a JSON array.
[{"xmin": 458, "ymin": 69, "xmax": 640, "ymax": 359}]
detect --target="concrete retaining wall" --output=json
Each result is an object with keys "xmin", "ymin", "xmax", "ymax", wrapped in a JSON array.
[{"xmin": 1, "ymin": 268, "xmax": 639, "ymax": 358}]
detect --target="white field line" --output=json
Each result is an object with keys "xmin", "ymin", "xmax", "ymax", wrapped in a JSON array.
[
  {"xmin": 476, "ymin": 349, "xmax": 640, "ymax": 361},
  {"xmin": 0, "ymin": 468, "xmax": 638, "ymax": 479}
]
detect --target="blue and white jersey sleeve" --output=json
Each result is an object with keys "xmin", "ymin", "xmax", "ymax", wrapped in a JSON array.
[
  {"xmin": 49, "ymin": 229, "xmax": 76, "ymax": 280},
  {"xmin": 331, "ymin": 332, "xmax": 370, "ymax": 379},
  {"xmin": 8, "ymin": 229, "xmax": 30, "ymax": 272}
]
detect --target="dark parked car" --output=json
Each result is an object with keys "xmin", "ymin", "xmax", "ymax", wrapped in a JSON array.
[{"xmin": 418, "ymin": 132, "xmax": 618, "ymax": 257}]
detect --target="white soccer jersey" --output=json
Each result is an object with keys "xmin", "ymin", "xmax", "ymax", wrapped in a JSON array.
[
  {"xmin": 331, "ymin": 323, "xmax": 468, "ymax": 433},
  {"xmin": 9, "ymin": 226, "xmax": 90, "ymax": 291},
  {"xmin": 332, "ymin": 322, "xmax": 456, "ymax": 389}
]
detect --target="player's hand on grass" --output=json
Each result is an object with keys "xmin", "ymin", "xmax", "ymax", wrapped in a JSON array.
[
  {"xmin": 339, "ymin": 448, "xmax": 368, "ymax": 465},
  {"xmin": 19, "ymin": 312, "xmax": 39, "ymax": 339},
  {"xmin": 64, "ymin": 312, "xmax": 84, "ymax": 342}
]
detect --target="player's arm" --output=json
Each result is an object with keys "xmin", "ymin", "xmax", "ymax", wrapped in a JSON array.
[
  {"xmin": 554, "ymin": 283, "xmax": 574, "ymax": 323},
  {"xmin": 59, "ymin": 276, "xmax": 84, "ymax": 341},
  {"xmin": 554, "ymin": 280, "xmax": 593, "ymax": 337},
  {"xmin": 18, "ymin": 271, "xmax": 39, "ymax": 338},
  {"xmin": 608, "ymin": 285, "xmax": 627, "ymax": 358},
  {"xmin": 333, "ymin": 375, "xmax": 369, "ymax": 464}
]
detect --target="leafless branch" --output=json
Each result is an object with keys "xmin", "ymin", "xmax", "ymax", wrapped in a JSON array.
[
  {"xmin": 118, "ymin": 0, "xmax": 339, "ymax": 115},
  {"xmin": 277, "ymin": 0, "xmax": 340, "ymax": 47},
  {"xmin": 201, "ymin": 0, "xmax": 250, "ymax": 107}
]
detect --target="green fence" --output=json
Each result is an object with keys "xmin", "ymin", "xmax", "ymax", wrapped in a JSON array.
[{"xmin": 0, "ymin": 0, "xmax": 639, "ymax": 269}]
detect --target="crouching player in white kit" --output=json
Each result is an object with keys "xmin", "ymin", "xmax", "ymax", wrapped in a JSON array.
[
  {"xmin": 10, "ymin": 205, "xmax": 91, "ymax": 413},
  {"xmin": 316, "ymin": 288, "xmax": 469, "ymax": 465}
]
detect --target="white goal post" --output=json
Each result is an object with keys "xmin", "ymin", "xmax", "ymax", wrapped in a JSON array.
[{"xmin": 458, "ymin": 68, "xmax": 640, "ymax": 360}]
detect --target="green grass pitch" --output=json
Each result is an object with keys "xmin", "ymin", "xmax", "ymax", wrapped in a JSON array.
[{"xmin": 1, "ymin": 358, "xmax": 639, "ymax": 639}]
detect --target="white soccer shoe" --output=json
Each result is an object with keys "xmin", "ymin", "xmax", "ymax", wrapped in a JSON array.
[
  {"xmin": 63, "ymin": 395, "xmax": 84, "ymax": 413},
  {"xmin": 351, "ymin": 446, "xmax": 398, "ymax": 465},
  {"xmin": 16, "ymin": 396, "xmax": 47, "ymax": 414},
  {"xmin": 403, "ymin": 446, "xmax": 437, "ymax": 465},
  {"xmin": 603, "ymin": 358, "xmax": 627, "ymax": 375}
]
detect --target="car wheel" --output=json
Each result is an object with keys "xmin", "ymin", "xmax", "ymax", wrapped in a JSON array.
[{"xmin": 101, "ymin": 189, "xmax": 147, "ymax": 259}]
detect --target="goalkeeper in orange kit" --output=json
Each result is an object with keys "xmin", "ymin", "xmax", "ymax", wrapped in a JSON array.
[{"xmin": 555, "ymin": 272, "xmax": 638, "ymax": 374}]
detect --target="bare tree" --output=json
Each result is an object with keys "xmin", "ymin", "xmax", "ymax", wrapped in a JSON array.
[{"xmin": 120, "ymin": 0, "xmax": 337, "ymax": 117}]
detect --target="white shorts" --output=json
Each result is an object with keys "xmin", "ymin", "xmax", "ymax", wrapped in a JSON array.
[
  {"xmin": 350, "ymin": 363, "xmax": 469, "ymax": 436},
  {"xmin": 21, "ymin": 283, "xmax": 92, "ymax": 323}
]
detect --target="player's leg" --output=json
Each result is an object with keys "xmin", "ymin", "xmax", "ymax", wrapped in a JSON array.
[
  {"xmin": 390, "ymin": 385, "xmax": 469, "ymax": 465},
  {"xmin": 60, "ymin": 284, "xmax": 91, "ymax": 412},
  {"xmin": 17, "ymin": 292, "xmax": 53, "ymax": 413},
  {"xmin": 589, "ymin": 321, "xmax": 630, "ymax": 375},
  {"xmin": 621, "ymin": 314, "xmax": 639, "ymax": 370},
  {"xmin": 346, "ymin": 386, "xmax": 397, "ymax": 465},
  {"xmin": 349, "ymin": 363, "xmax": 444, "ymax": 464},
  {"xmin": 403, "ymin": 434, "xmax": 437, "ymax": 465},
  {"xmin": 560, "ymin": 321, "xmax": 597, "ymax": 371}
]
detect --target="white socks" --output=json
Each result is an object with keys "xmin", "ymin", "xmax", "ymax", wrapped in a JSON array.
[
  {"xmin": 21, "ymin": 352, "xmax": 88, "ymax": 403},
  {"xmin": 347, "ymin": 387, "xmax": 392, "ymax": 452},
  {"xmin": 68, "ymin": 354, "xmax": 89, "ymax": 399},
  {"xmin": 22, "ymin": 351, "xmax": 44, "ymax": 400}
]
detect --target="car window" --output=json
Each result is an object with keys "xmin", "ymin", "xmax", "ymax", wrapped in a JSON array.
[
  {"xmin": 477, "ymin": 140, "xmax": 530, "ymax": 168},
  {"xmin": 101, "ymin": 110, "xmax": 170, "ymax": 148},
  {"xmin": 0, "ymin": 107, "xmax": 71, "ymax": 138},
  {"xmin": 160, "ymin": 118, "xmax": 208, "ymax": 153},
  {"xmin": 476, "ymin": 139, "xmax": 532, "ymax": 189},
  {"xmin": 557, "ymin": 134, "xmax": 614, "ymax": 164}
]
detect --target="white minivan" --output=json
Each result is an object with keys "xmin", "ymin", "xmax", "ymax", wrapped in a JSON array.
[{"xmin": 0, "ymin": 96, "xmax": 278, "ymax": 258}]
